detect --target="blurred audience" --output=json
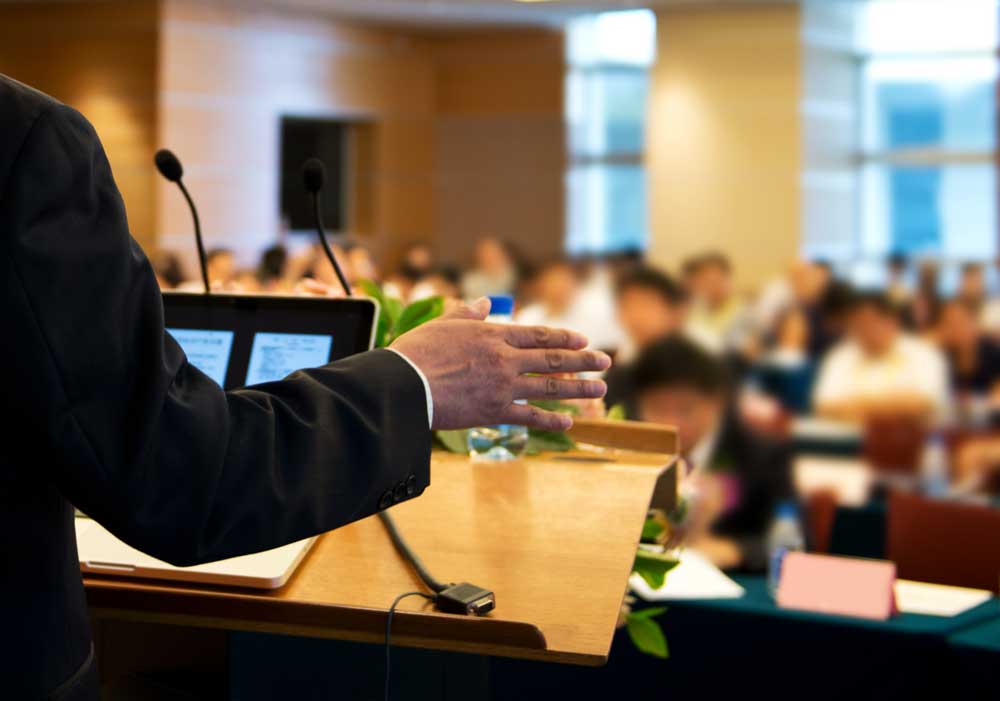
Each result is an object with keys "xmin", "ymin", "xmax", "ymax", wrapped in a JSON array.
[
  {"xmin": 152, "ymin": 251, "xmax": 185, "ymax": 290},
  {"xmin": 410, "ymin": 265, "xmax": 462, "ymax": 302},
  {"xmin": 957, "ymin": 262, "xmax": 988, "ymax": 315},
  {"xmin": 813, "ymin": 291, "xmax": 950, "ymax": 423},
  {"xmin": 604, "ymin": 266, "xmax": 687, "ymax": 411},
  {"xmin": 886, "ymin": 252, "xmax": 911, "ymax": 308},
  {"xmin": 682, "ymin": 252, "xmax": 752, "ymax": 356},
  {"xmin": 256, "ymin": 244, "xmax": 288, "ymax": 292},
  {"xmin": 156, "ymin": 233, "xmax": 1000, "ymax": 460},
  {"xmin": 516, "ymin": 259, "xmax": 581, "ymax": 328},
  {"xmin": 934, "ymin": 299, "xmax": 1000, "ymax": 405},
  {"xmin": 384, "ymin": 243, "xmax": 436, "ymax": 300},
  {"xmin": 631, "ymin": 336, "xmax": 793, "ymax": 572},
  {"xmin": 462, "ymin": 237, "xmax": 519, "ymax": 300},
  {"xmin": 905, "ymin": 259, "xmax": 942, "ymax": 332}
]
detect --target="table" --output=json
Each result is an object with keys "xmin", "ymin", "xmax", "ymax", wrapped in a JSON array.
[
  {"xmin": 491, "ymin": 575, "xmax": 1000, "ymax": 700},
  {"xmin": 948, "ymin": 614, "xmax": 1000, "ymax": 697},
  {"xmin": 85, "ymin": 444, "xmax": 676, "ymax": 696}
]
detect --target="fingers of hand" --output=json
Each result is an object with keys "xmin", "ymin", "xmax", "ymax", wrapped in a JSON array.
[
  {"xmin": 503, "ymin": 325, "xmax": 588, "ymax": 350},
  {"xmin": 440, "ymin": 296, "xmax": 491, "ymax": 321},
  {"xmin": 500, "ymin": 402, "xmax": 573, "ymax": 432},
  {"xmin": 513, "ymin": 375, "xmax": 607, "ymax": 401},
  {"xmin": 514, "ymin": 348, "xmax": 611, "ymax": 374}
]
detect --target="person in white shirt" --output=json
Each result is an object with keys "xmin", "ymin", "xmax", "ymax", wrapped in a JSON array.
[
  {"xmin": 515, "ymin": 259, "xmax": 580, "ymax": 328},
  {"xmin": 683, "ymin": 252, "xmax": 752, "ymax": 356},
  {"xmin": 813, "ymin": 291, "xmax": 951, "ymax": 422}
]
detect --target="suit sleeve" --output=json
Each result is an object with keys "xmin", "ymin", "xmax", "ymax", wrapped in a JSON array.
[{"xmin": 0, "ymin": 102, "xmax": 432, "ymax": 566}]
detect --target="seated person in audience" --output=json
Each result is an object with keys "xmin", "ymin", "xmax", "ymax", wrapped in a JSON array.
[
  {"xmin": 462, "ymin": 237, "xmax": 519, "ymax": 299},
  {"xmin": 152, "ymin": 250, "xmax": 185, "ymax": 291},
  {"xmin": 935, "ymin": 298, "xmax": 1000, "ymax": 400},
  {"xmin": 410, "ymin": 265, "xmax": 462, "ymax": 302},
  {"xmin": 790, "ymin": 259, "xmax": 847, "ymax": 358},
  {"xmin": 631, "ymin": 336, "xmax": 793, "ymax": 571},
  {"xmin": 515, "ymin": 259, "xmax": 581, "ymax": 328},
  {"xmin": 953, "ymin": 435, "xmax": 1000, "ymax": 494},
  {"xmin": 886, "ymin": 252, "xmax": 911, "ymax": 309},
  {"xmin": 604, "ymin": 266, "xmax": 687, "ymax": 410},
  {"xmin": 904, "ymin": 259, "xmax": 942, "ymax": 332},
  {"xmin": 683, "ymin": 251, "xmax": 752, "ymax": 356},
  {"xmin": 384, "ymin": 242, "xmax": 435, "ymax": 300},
  {"xmin": 956, "ymin": 262, "xmax": 988, "ymax": 315},
  {"xmin": 570, "ymin": 258, "xmax": 625, "ymax": 352},
  {"xmin": 813, "ymin": 291, "xmax": 951, "ymax": 422},
  {"xmin": 979, "ymin": 258, "xmax": 1000, "ymax": 337},
  {"xmin": 176, "ymin": 247, "xmax": 237, "ymax": 291},
  {"xmin": 344, "ymin": 242, "xmax": 379, "ymax": 284},
  {"xmin": 256, "ymin": 244, "xmax": 288, "ymax": 292},
  {"xmin": 752, "ymin": 306, "xmax": 816, "ymax": 415}
]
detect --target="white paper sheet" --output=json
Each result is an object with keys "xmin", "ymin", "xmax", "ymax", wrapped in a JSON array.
[
  {"xmin": 630, "ymin": 549, "xmax": 746, "ymax": 601},
  {"xmin": 894, "ymin": 579, "xmax": 993, "ymax": 617}
]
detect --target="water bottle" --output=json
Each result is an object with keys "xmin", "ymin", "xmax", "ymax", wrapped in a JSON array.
[
  {"xmin": 766, "ymin": 501, "xmax": 805, "ymax": 598},
  {"xmin": 467, "ymin": 295, "xmax": 529, "ymax": 461},
  {"xmin": 919, "ymin": 431, "xmax": 950, "ymax": 497}
]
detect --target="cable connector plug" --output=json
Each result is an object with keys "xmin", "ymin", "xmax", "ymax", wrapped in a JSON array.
[{"xmin": 435, "ymin": 583, "xmax": 495, "ymax": 616}]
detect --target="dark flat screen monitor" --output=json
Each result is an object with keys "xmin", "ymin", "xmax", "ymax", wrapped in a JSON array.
[{"xmin": 162, "ymin": 293, "xmax": 377, "ymax": 390}]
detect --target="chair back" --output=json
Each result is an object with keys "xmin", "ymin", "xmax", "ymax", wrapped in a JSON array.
[
  {"xmin": 888, "ymin": 491, "xmax": 1000, "ymax": 592},
  {"xmin": 863, "ymin": 414, "xmax": 927, "ymax": 473}
]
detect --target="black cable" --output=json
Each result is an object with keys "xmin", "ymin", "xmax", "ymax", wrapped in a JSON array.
[
  {"xmin": 378, "ymin": 511, "xmax": 447, "ymax": 593},
  {"xmin": 176, "ymin": 179, "xmax": 209, "ymax": 295},
  {"xmin": 311, "ymin": 191, "xmax": 353, "ymax": 298},
  {"xmin": 385, "ymin": 590, "xmax": 435, "ymax": 701}
]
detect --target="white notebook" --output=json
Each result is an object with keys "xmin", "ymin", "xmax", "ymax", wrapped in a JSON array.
[
  {"xmin": 630, "ymin": 548, "xmax": 746, "ymax": 601},
  {"xmin": 76, "ymin": 517, "xmax": 315, "ymax": 589}
]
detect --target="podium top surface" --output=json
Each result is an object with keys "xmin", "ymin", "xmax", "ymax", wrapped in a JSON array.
[{"xmin": 84, "ymin": 447, "xmax": 676, "ymax": 666}]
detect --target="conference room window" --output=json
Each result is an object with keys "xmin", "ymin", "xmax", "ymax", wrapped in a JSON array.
[
  {"xmin": 564, "ymin": 9, "xmax": 656, "ymax": 255},
  {"xmin": 803, "ymin": 0, "xmax": 999, "ymax": 279},
  {"xmin": 859, "ymin": 0, "xmax": 999, "ymax": 265}
]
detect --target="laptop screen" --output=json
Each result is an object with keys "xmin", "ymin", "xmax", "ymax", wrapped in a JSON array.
[{"xmin": 162, "ymin": 293, "xmax": 377, "ymax": 390}]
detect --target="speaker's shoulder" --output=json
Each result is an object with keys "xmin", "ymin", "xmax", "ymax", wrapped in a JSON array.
[
  {"xmin": 0, "ymin": 74, "xmax": 63, "ymax": 128},
  {"xmin": 0, "ymin": 76, "xmax": 72, "ymax": 197}
]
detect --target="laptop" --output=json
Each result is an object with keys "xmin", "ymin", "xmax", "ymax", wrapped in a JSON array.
[{"xmin": 78, "ymin": 292, "xmax": 379, "ymax": 589}]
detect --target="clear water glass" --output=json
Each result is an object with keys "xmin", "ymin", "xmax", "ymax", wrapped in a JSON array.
[{"xmin": 467, "ymin": 424, "xmax": 528, "ymax": 461}]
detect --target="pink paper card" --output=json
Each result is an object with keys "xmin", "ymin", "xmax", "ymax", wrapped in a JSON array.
[{"xmin": 776, "ymin": 552, "xmax": 898, "ymax": 620}]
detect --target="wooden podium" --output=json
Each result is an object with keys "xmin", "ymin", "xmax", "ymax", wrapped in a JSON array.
[{"xmin": 84, "ymin": 420, "xmax": 677, "ymax": 679}]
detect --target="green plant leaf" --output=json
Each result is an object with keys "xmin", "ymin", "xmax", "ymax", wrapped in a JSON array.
[
  {"xmin": 529, "ymin": 399, "xmax": 581, "ymax": 416},
  {"xmin": 628, "ymin": 606, "xmax": 667, "ymax": 620},
  {"xmin": 395, "ymin": 296, "xmax": 444, "ymax": 338},
  {"xmin": 632, "ymin": 549, "xmax": 679, "ymax": 590},
  {"xmin": 357, "ymin": 279, "xmax": 391, "ymax": 348},
  {"xmin": 357, "ymin": 278, "xmax": 386, "ymax": 307},
  {"xmin": 525, "ymin": 430, "xmax": 575, "ymax": 456},
  {"xmin": 384, "ymin": 296, "xmax": 404, "ymax": 332},
  {"xmin": 606, "ymin": 403, "xmax": 627, "ymax": 421},
  {"xmin": 435, "ymin": 429, "xmax": 470, "ymax": 454},
  {"xmin": 641, "ymin": 518, "xmax": 665, "ymax": 542},
  {"xmin": 625, "ymin": 614, "xmax": 669, "ymax": 659}
]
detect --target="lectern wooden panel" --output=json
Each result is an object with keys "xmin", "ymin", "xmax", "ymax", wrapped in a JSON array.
[{"xmin": 85, "ymin": 440, "xmax": 676, "ymax": 666}]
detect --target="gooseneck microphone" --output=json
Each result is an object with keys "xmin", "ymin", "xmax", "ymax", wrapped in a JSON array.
[
  {"xmin": 302, "ymin": 158, "xmax": 352, "ymax": 297},
  {"xmin": 155, "ymin": 149, "xmax": 210, "ymax": 294}
]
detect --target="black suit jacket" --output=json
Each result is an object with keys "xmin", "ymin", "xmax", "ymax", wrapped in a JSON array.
[
  {"xmin": 703, "ymin": 411, "xmax": 793, "ymax": 572},
  {"xmin": 0, "ymin": 76, "xmax": 432, "ymax": 700}
]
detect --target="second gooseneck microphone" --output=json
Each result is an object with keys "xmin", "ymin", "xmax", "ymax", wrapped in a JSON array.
[
  {"xmin": 155, "ymin": 149, "xmax": 210, "ymax": 294},
  {"xmin": 302, "ymin": 158, "xmax": 352, "ymax": 298}
]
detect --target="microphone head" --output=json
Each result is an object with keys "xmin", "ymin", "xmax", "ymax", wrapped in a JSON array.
[
  {"xmin": 154, "ymin": 149, "xmax": 184, "ymax": 182},
  {"xmin": 302, "ymin": 158, "xmax": 326, "ymax": 195}
]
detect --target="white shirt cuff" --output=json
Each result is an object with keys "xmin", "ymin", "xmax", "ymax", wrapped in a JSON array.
[{"xmin": 386, "ymin": 347, "xmax": 433, "ymax": 429}]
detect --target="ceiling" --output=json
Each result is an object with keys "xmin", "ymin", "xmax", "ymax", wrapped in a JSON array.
[{"xmin": 236, "ymin": 0, "xmax": 778, "ymax": 27}]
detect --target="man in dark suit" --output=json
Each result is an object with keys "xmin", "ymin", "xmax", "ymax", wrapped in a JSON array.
[
  {"xmin": 631, "ymin": 336, "xmax": 793, "ymax": 572},
  {"xmin": 0, "ymin": 76, "xmax": 610, "ymax": 700}
]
